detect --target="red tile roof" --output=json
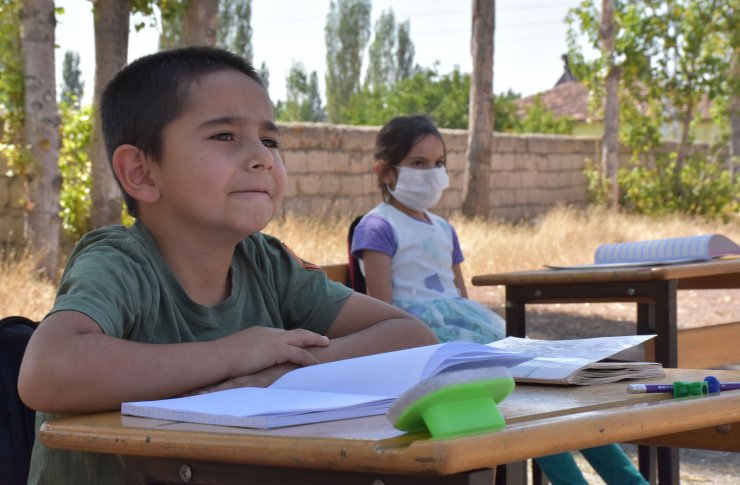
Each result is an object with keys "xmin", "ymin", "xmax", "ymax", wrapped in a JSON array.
[{"xmin": 514, "ymin": 80, "xmax": 714, "ymax": 122}]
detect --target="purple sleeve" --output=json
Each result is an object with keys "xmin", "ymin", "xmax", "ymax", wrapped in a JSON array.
[
  {"xmin": 350, "ymin": 214, "xmax": 397, "ymax": 259},
  {"xmin": 449, "ymin": 223, "xmax": 464, "ymax": 264}
]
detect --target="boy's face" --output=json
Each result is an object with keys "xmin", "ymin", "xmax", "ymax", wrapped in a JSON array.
[{"xmin": 150, "ymin": 69, "xmax": 285, "ymax": 240}]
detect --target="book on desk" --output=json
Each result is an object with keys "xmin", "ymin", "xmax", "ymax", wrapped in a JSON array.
[
  {"xmin": 547, "ymin": 233, "xmax": 740, "ymax": 270},
  {"xmin": 121, "ymin": 335, "xmax": 663, "ymax": 429}
]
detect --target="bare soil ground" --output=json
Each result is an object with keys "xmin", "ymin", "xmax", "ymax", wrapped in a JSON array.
[{"xmin": 468, "ymin": 286, "xmax": 740, "ymax": 485}]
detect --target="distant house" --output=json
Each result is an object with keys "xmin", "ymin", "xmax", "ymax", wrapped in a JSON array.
[{"xmin": 515, "ymin": 56, "xmax": 724, "ymax": 144}]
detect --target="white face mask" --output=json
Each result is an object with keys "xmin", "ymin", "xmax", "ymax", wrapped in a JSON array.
[{"xmin": 387, "ymin": 166, "xmax": 449, "ymax": 212}]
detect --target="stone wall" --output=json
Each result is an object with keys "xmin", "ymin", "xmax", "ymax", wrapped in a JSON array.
[
  {"xmin": 277, "ymin": 122, "xmax": 597, "ymax": 221},
  {"xmin": 1, "ymin": 123, "xmax": 603, "ymax": 244}
]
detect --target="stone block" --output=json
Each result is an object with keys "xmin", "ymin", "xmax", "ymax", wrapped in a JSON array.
[
  {"xmin": 339, "ymin": 127, "xmax": 376, "ymax": 151},
  {"xmin": 446, "ymin": 151, "xmax": 466, "ymax": 172},
  {"xmin": 493, "ymin": 134, "xmax": 527, "ymax": 153},
  {"xmin": 284, "ymin": 175, "xmax": 298, "ymax": 197},
  {"xmin": 440, "ymin": 128, "xmax": 468, "ymax": 151},
  {"xmin": 306, "ymin": 150, "xmax": 332, "ymax": 173},
  {"xmin": 282, "ymin": 150, "xmax": 308, "ymax": 173},
  {"xmin": 348, "ymin": 151, "xmax": 372, "ymax": 174},
  {"xmin": 295, "ymin": 174, "xmax": 323, "ymax": 195},
  {"xmin": 493, "ymin": 152, "xmax": 517, "ymax": 171}
]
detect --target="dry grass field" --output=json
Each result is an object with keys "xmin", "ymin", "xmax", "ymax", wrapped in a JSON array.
[
  {"xmin": 2, "ymin": 204, "xmax": 739, "ymax": 323},
  {"xmin": 2, "ymin": 206, "xmax": 738, "ymax": 483}
]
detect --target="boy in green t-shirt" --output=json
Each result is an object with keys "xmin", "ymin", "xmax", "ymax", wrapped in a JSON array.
[{"xmin": 18, "ymin": 47, "xmax": 437, "ymax": 484}]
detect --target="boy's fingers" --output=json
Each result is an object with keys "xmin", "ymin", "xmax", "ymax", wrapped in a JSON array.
[
  {"xmin": 281, "ymin": 346, "xmax": 320, "ymax": 367},
  {"xmin": 281, "ymin": 328, "xmax": 330, "ymax": 347}
]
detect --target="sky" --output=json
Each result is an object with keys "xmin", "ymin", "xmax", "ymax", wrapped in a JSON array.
[{"xmin": 55, "ymin": 0, "xmax": 585, "ymax": 105}]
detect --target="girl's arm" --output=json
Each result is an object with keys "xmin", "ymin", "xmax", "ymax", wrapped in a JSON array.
[
  {"xmin": 452, "ymin": 263, "xmax": 469, "ymax": 298},
  {"xmin": 361, "ymin": 249, "xmax": 394, "ymax": 303}
]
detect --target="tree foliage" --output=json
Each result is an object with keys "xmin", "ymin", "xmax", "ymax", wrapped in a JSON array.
[
  {"xmin": 217, "ymin": 0, "xmax": 253, "ymax": 62},
  {"xmin": 0, "ymin": 0, "xmax": 27, "ymax": 177},
  {"xmin": 567, "ymin": 0, "xmax": 734, "ymax": 155},
  {"xmin": 513, "ymin": 96, "xmax": 574, "ymax": 135},
  {"xmin": 341, "ymin": 66, "xmax": 470, "ymax": 128},
  {"xmin": 324, "ymin": 0, "xmax": 371, "ymax": 123},
  {"xmin": 568, "ymin": 0, "xmax": 738, "ymax": 218},
  {"xmin": 58, "ymin": 101, "xmax": 92, "ymax": 241},
  {"xmin": 60, "ymin": 50, "xmax": 84, "ymax": 107},
  {"xmin": 275, "ymin": 62, "xmax": 325, "ymax": 122}
]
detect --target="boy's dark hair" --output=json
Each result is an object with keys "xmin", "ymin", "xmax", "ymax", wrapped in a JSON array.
[
  {"xmin": 100, "ymin": 46, "xmax": 265, "ymax": 217},
  {"xmin": 374, "ymin": 115, "xmax": 446, "ymax": 201}
]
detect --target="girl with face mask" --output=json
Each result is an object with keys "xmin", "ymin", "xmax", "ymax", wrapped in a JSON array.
[
  {"xmin": 350, "ymin": 115, "xmax": 505, "ymax": 344},
  {"xmin": 350, "ymin": 115, "xmax": 647, "ymax": 485}
]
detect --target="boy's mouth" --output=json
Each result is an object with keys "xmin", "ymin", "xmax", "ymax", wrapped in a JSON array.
[{"xmin": 230, "ymin": 189, "xmax": 271, "ymax": 199}]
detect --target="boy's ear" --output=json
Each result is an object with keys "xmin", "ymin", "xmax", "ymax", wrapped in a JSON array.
[
  {"xmin": 374, "ymin": 160, "xmax": 394, "ymax": 184},
  {"xmin": 111, "ymin": 145, "xmax": 161, "ymax": 204}
]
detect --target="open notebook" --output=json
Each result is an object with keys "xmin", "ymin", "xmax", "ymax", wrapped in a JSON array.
[
  {"xmin": 122, "ymin": 335, "xmax": 661, "ymax": 429},
  {"xmin": 548, "ymin": 234, "xmax": 740, "ymax": 269}
]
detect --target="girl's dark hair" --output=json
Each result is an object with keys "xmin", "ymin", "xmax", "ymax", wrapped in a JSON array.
[
  {"xmin": 374, "ymin": 115, "xmax": 446, "ymax": 200},
  {"xmin": 100, "ymin": 46, "xmax": 265, "ymax": 217}
]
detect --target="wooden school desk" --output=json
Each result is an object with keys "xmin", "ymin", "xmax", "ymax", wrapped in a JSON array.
[
  {"xmin": 471, "ymin": 259, "xmax": 740, "ymax": 369},
  {"xmin": 39, "ymin": 369, "xmax": 740, "ymax": 485},
  {"xmin": 471, "ymin": 259, "xmax": 740, "ymax": 483}
]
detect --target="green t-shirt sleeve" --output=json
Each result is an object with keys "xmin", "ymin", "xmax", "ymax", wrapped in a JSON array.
[
  {"xmin": 50, "ymin": 242, "xmax": 154, "ymax": 339},
  {"xmin": 255, "ymin": 234, "xmax": 353, "ymax": 335}
]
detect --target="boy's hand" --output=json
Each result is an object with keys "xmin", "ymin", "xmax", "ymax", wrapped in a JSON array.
[{"xmin": 223, "ymin": 326, "xmax": 329, "ymax": 379}]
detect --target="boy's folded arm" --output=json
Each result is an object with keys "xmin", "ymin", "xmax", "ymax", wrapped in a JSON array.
[
  {"xmin": 313, "ymin": 292, "xmax": 438, "ymax": 363},
  {"xmin": 18, "ymin": 311, "xmax": 329, "ymax": 414}
]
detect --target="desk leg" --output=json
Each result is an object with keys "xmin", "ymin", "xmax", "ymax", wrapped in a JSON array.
[
  {"xmin": 494, "ymin": 462, "xmax": 526, "ymax": 485},
  {"xmin": 504, "ymin": 286, "xmax": 527, "ymax": 338},
  {"xmin": 636, "ymin": 281, "xmax": 679, "ymax": 485},
  {"xmin": 636, "ymin": 280, "xmax": 678, "ymax": 369}
]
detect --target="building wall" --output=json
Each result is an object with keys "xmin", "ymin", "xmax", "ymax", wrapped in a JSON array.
[{"xmin": 0, "ymin": 123, "xmax": 618, "ymax": 244}]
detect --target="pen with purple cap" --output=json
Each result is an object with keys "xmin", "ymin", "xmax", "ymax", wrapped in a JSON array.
[{"xmin": 627, "ymin": 375, "xmax": 740, "ymax": 394}]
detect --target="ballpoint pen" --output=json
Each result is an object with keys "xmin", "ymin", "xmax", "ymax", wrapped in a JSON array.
[{"xmin": 627, "ymin": 376, "xmax": 740, "ymax": 394}]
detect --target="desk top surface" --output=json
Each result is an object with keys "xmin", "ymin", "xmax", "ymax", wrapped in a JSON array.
[
  {"xmin": 471, "ymin": 259, "xmax": 740, "ymax": 288},
  {"xmin": 40, "ymin": 369, "xmax": 740, "ymax": 475}
]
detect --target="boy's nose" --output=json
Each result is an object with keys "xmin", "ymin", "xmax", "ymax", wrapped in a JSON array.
[{"xmin": 245, "ymin": 142, "xmax": 274, "ymax": 170}]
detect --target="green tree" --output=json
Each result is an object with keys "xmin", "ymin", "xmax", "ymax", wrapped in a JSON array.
[
  {"xmin": 343, "ymin": 66, "xmax": 470, "ymax": 128},
  {"xmin": 395, "ymin": 20, "xmax": 415, "ymax": 83},
  {"xmin": 513, "ymin": 96, "xmax": 574, "ymax": 135},
  {"xmin": 58, "ymin": 102, "xmax": 92, "ymax": 241},
  {"xmin": 492, "ymin": 89, "xmax": 521, "ymax": 132},
  {"xmin": 324, "ymin": 0, "xmax": 371, "ymax": 123},
  {"xmin": 157, "ymin": 0, "xmax": 184, "ymax": 49},
  {"xmin": 365, "ymin": 9, "xmax": 396, "ymax": 92},
  {"xmin": 217, "ymin": 0, "xmax": 253, "ymax": 62},
  {"xmin": 60, "ymin": 50, "xmax": 84, "ymax": 107},
  {"xmin": 365, "ymin": 10, "xmax": 417, "ymax": 93},
  {"xmin": 567, "ymin": 0, "xmax": 733, "ymax": 167},
  {"xmin": 0, "ymin": 0, "xmax": 26, "ymax": 184},
  {"xmin": 276, "ymin": 62, "xmax": 325, "ymax": 122},
  {"xmin": 568, "ymin": 0, "xmax": 737, "ymax": 217}
]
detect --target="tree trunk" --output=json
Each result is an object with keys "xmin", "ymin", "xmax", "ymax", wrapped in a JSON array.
[
  {"xmin": 600, "ymin": 0, "xmax": 620, "ymax": 209},
  {"xmin": 183, "ymin": 0, "xmax": 219, "ymax": 46},
  {"xmin": 462, "ymin": 0, "xmax": 494, "ymax": 218},
  {"xmin": 89, "ymin": 0, "xmax": 131, "ymax": 228},
  {"xmin": 729, "ymin": 46, "xmax": 739, "ymax": 178},
  {"xmin": 20, "ymin": 0, "xmax": 61, "ymax": 281}
]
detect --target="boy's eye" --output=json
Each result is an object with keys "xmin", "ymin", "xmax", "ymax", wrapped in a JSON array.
[
  {"xmin": 261, "ymin": 137, "xmax": 280, "ymax": 149},
  {"xmin": 211, "ymin": 132, "xmax": 234, "ymax": 142}
]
